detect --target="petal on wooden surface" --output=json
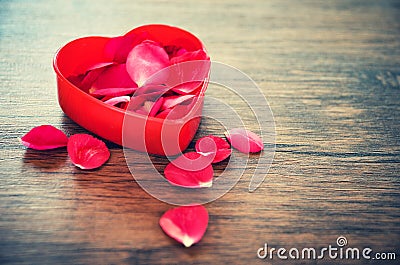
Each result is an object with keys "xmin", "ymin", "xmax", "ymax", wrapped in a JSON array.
[
  {"xmin": 159, "ymin": 205, "xmax": 209, "ymax": 247},
  {"xmin": 67, "ymin": 134, "xmax": 110, "ymax": 170},
  {"xmin": 20, "ymin": 125, "xmax": 68, "ymax": 150}
]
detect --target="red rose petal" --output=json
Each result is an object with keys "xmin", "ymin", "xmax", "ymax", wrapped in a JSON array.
[
  {"xmin": 67, "ymin": 134, "xmax": 110, "ymax": 170},
  {"xmin": 133, "ymin": 83, "xmax": 170, "ymax": 97},
  {"xmin": 170, "ymin": 49, "xmax": 209, "ymax": 65},
  {"xmin": 225, "ymin": 128, "xmax": 264, "ymax": 153},
  {"xmin": 103, "ymin": 96, "xmax": 131, "ymax": 106},
  {"xmin": 171, "ymin": 81, "xmax": 203, "ymax": 95},
  {"xmin": 75, "ymin": 67, "xmax": 107, "ymax": 93},
  {"xmin": 85, "ymin": 62, "xmax": 116, "ymax": 72},
  {"xmin": 164, "ymin": 45, "xmax": 187, "ymax": 59},
  {"xmin": 155, "ymin": 107, "xmax": 172, "ymax": 119},
  {"xmin": 90, "ymin": 87, "xmax": 137, "ymax": 97},
  {"xmin": 164, "ymin": 152, "xmax": 214, "ymax": 188},
  {"xmin": 101, "ymin": 95, "xmax": 114, "ymax": 102},
  {"xmin": 161, "ymin": 94, "xmax": 195, "ymax": 111},
  {"xmin": 105, "ymin": 32, "xmax": 149, "ymax": 63},
  {"xmin": 159, "ymin": 205, "xmax": 209, "ymax": 247},
  {"xmin": 126, "ymin": 40, "xmax": 170, "ymax": 87},
  {"xmin": 171, "ymin": 151, "xmax": 214, "ymax": 172},
  {"xmin": 127, "ymin": 85, "xmax": 169, "ymax": 113},
  {"xmin": 195, "ymin": 135, "xmax": 231, "ymax": 163},
  {"xmin": 104, "ymin": 36, "xmax": 126, "ymax": 62},
  {"xmin": 148, "ymin": 97, "xmax": 164, "ymax": 117},
  {"xmin": 90, "ymin": 64, "xmax": 137, "ymax": 91},
  {"xmin": 73, "ymin": 61, "xmax": 115, "ymax": 77},
  {"xmin": 20, "ymin": 125, "xmax": 68, "ymax": 150},
  {"xmin": 156, "ymin": 98, "xmax": 196, "ymax": 120}
]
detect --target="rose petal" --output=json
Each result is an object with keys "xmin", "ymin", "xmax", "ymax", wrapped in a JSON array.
[
  {"xmin": 159, "ymin": 205, "xmax": 208, "ymax": 248},
  {"xmin": 127, "ymin": 85, "xmax": 169, "ymax": 113},
  {"xmin": 90, "ymin": 64, "xmax": 137, "ymax": 92},
  {"xmin": 156, "ymin": 98, "xmax": 195, "ymax": 120},
  {"xmin": 20, "ymin": 125, "xmax": 68, "ymax": 150},
  {"xmin": 72, "ymin": 67, "xmax": 107, "ymax": 93},
  {"xmin": 161, "ymin": 94, "xmax": 195, "ymax": 111},
  {"xmin": 103, "ymin": 96, "xmax": 131, "ymax": 106},
  {"xmin": 126, "ymin": 40, "xmax": 170, "ymax": 87},
  {"xmin": 85, "ymin": 62, "xmax": 116, "ymax": 72},
  {"xmin": 148, "ymin": 97, "xmax": 164, "ymax": 117},
  {"xmin": 90, "ymin": 87, "xmax": 137, "ymax": 97},
  {"xmin": 135, "ymin": 101, "xmax": 154, "ymax": 116},
  {"xmin": 67, "ymin": 134, "xmax": 110, "ymax": 170},
  {"xmin": 164, "ymin": 45, "xmax": 187, "ymax": 59},
  {"xmin": 133, "ymin": 84, "xmax": 170, "ymax": 97},
  {"xmin": 135, "ymin": 109, "xmax": 148, "ymax": 116},
  {"xmin": 195, "ymin": 135, "xmax": 231, "ymax": 163},
  {"xmin": 171, "ymin": 81, "xmax": 203, "ymax": 95},
  {"xmin": 105, "ymin": 32, "xmax": 149, "ymax": 63},
  {"xmin": 164, "ymin": 152, "xmax": 214, "ymax": 188},
  {"xmin": 225, "ymin": 128, "xmax": 264, "ymax": 153},
  {"xmin": 155, "ymin": 107, "xmax": 172, "ymax": 119},
  {"xmin": 171, "ymin": 151, "xmax": 214, "ymax": 172},
  {"xmin": 101, "ymin": 95, "xmax": 114, "ymax": 102},
  {"xmin": 67, "ymin": 74, "xmax": 85, "ymax": 88},
  {"xmin": 73, "ymin": 61, "xmax": 115, "ymax": 77},
  {"xmin": 170, "ymin": 49, "xmax": 209, "ymax": 65}
]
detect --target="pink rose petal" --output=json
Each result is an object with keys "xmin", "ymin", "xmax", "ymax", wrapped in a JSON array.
[
  {"xmin": 20, "ymin": 125, "xmax": 68, "ymax": 150},
  {"xmin": 171, "ymin": 151, "xmax": 214, "ymax": 172},
  {"xmin": 171, "ymin": 81, "xmax": 203, "ymax": 95},
  {"xmin": 135, "ymin": 100, "xmax": 156, "ymax": 116},
  {"xmin": 126, "ymin": 40, "xmax": 170, "ymax": 87},
  {"xmin": 105, "ymin": 32, "xmax": 149, "ymax": 63},
  {"xmin": 225, "ymin": 128, "xmax": 264, "ymax": 153},
  {"xmin": 133, "ymin": 84, "xmax": 170, "ymax": 97},
  {"xmin": 159, "ymin": 205, "xmax": 209, "ymax": 247},
  {"xmin": 164, "ymin": 152, "xmax": 214, "ymax": 188},
  {"xmin": 156, "ymin": 98, "xmax": 196, "ymax": 120},
  {"xmin": 104, "ymin": 36, "xmax": 126, "ymax": 62},
  {"xmin": 135, "ymin": 109, "xmax": 148, "ymax": 116},
  {"xmin": 67, "ymin": 134, "xmax": 110, "ymax": 170},
  {"xmin": 127, "ymin": 85, "xmax": 170, "ymax": 114},
  {"xmin": 103, "ymin": 96, "xmax": 131, "ymax": 106},
  {"xmin": 161, "ymin": 94, "xmax": 195, "ymax": 111},
  {"xmin": 195, "ymin": 135, "xmax": 231, "ymax": 163},
  {"xmin": 90, "ymin": 64, "xmax": 137, "ymax": 92},
  {"xmin": 170, "ymin": 49, "xmax": 209, "ymax": 65},
  {"xmin": 90, "ymin": 87, "xmax": 137, "ymax": 97}
]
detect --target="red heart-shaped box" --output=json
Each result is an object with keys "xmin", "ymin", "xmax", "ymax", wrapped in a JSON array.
[{"xmin": 53, "ymin": 24, "xmax": 209, "ymax": 156}]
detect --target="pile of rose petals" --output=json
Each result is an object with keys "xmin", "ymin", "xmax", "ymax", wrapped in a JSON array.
[
  {"xmin": 164, "ymin": 128, "xmax": 263, "ymax": 189},
  {"xmin": 20, "ymin": 125, "xmax": 109, "ymax": 170},
  {"xmin": 21, "ymin": 124, "xmax": 263, "ymax": 247},
  {"xmin": 67, "ymin": 31, "xmax": 210, "ymax": 119}
]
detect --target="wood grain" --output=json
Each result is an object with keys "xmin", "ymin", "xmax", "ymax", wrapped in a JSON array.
[{"xmin": 1, "ymin": 0, "xmax": 399, "ymax": 264}]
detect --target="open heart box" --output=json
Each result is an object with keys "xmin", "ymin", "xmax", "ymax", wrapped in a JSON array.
[{"xmin": 53, "ymin": 24, "xmax": 210, "ymax": 156}]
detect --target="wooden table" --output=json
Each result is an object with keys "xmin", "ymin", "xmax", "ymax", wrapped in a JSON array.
[{"xmin": 1, "ymin": 0, "xmax": 399, "ymax": 264}]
